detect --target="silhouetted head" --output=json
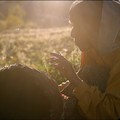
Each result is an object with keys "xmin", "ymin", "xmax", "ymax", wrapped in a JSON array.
[
  {"xmin": 0, "ymin": 64, "xmax": 63, "ymax": 119},
  {"xmin": 69, "ymin": 1, "xmax": 120, "ymax": 54},
  {"xmin": 69, "ymin": 1, "xmax": 102, "ymax": 52}
]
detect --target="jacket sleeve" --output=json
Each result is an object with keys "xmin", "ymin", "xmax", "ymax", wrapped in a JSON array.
[{"xmin": 73, "ymin": 66, "xmax": 120, "ymax": 119}]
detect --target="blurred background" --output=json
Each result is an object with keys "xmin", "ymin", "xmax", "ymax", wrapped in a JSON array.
[
  {"xmin": 0, "ymin": 1, "xmax": 81, "ymax": 84},
  {"xmin": 0, "ymin": 1, "xmax": 73, "ymax": 29}
]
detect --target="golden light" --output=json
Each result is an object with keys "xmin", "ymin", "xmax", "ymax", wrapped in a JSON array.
[{"xmin": 29, "ymin": 1, "xmax": 73, "ymax": 27}]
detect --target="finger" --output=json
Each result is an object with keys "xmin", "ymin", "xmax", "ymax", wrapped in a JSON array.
[
  {"xmin": 50, "ymin": 62, "xmax": 60, "ymax": 67},
  {"xmin": 50, "ymin": 63, "xmax": 59, "ymax": 67},
  {"xmin": 49, "ymin": 57, "xmax": 58, "ymax": 61},
  {"xmin": 50, "ymin": 52, "xmax": 63, "ymax": 58},
  {"xmin": 49, "ymin": 55, "xmax": 65, "ymax": 63},
  {"xmin": 50, "ymin": 54, "xmax": 67, "ymax": 64},
  {"xmin": 49, "ymin": 60, "xmax": 58, "ymax": 64},
  {"xmin": 49, "ymin": 57, "xmax": 60, "ymax": 64},
  {"xmin": 51, "ymin": 63, "xmax": 65, "ymax": 71},
  {"xmin": 49, "ymin": 55, "xmax": 58, "ymax": 59}
]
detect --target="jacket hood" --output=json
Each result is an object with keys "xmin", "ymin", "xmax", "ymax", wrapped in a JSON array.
[
  {"xmin": 98, "ymin": 0, "xmax": 120, "ymax": 54},
  {"xmin": 70, "ymin": 0, "xmax": 120, "ymax": 54}
]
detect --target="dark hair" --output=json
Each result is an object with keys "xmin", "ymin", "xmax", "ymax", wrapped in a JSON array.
[{"xmin": 0, "ymin": 64, "xmax": 63, "ymax": 119}]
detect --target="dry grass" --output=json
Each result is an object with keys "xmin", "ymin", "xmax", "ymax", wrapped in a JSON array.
[{"xmin": 0, "ymin": 27, "xmax": 81, "ymax": 83}]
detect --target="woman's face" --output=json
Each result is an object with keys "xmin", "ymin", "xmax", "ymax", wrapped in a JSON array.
[
  {"xmin": 69, "ymin": 1, "xmax": 102, "ymax": 52},
  {"xmin": 70, "ymin": 17, "xmax": 94, "ymax": 52}
]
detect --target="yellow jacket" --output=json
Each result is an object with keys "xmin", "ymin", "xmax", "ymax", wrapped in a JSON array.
[{"xmin": 73, "ymin": 49, "xmax": 120, "ymax": 119}]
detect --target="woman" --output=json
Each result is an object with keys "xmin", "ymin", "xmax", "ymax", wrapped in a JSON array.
[{"xmin": 50, "ymin": 1, "xmax": 120, "ymax": 119}]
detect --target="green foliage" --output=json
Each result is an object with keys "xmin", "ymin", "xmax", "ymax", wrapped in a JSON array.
[
  {"xmin": 6, "ymin": 15, "xmax": 24, "ymax": 29},
  {"xmin": 6, "ymin": 4, "xmax": 26, "ymax": 29},
  {"xmin": 0, "ymin": 12, "xmax": 4, "ymax": 19},
  {"xmin": 8, "ymin": 4, "xmax": 26, "ymax": 19},
  {"xmin": 25, "ymin": 21, "xmax": 38, "ymax": 28},
  {"xmin": 0, "ymin": 4, "xmax": 26, "ymax": 30},
  {"xmin": 0, "ymin": 20, "xmax": 6, "ymax": 31},
  {"xmin": 0, "ymin": 27, "xmax": 81, "ymax": 84}
]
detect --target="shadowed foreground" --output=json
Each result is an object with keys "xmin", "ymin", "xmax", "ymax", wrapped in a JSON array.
[{"xmin": 0, "ymin": 64, "xmax": 63, "ymax": 119}]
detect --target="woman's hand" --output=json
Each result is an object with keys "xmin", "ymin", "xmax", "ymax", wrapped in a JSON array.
[
  {"xmin": 58, "ymin": 80, "xmax": 70, "ymax": 91},
  {"xmin": 49, "ymin": 53, "xmax": 81, "ymax": 85},
  {"xmin": 49, "ymin": 53, "xmax": 74, "ymax": 78}
]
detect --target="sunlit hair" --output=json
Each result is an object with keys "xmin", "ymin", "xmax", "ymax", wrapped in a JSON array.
[{"xmin": 0, "ymin": 64, "xmax": 63, "ymax": 119}]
